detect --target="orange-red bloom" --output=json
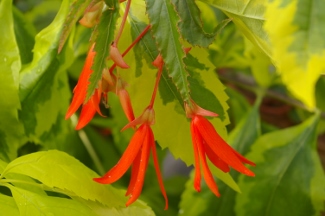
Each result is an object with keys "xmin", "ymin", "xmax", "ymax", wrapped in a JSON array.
[
  {"xmin": 65, "ymin": 43, "xmax": 133, "ymax": 129},
  {"xmin": 94, "ymin": 107, "xmax": 168, "ymax": 209},
  {"xmin": 186, "ymin": 101, "xmax": 255, "ymax": 196}
]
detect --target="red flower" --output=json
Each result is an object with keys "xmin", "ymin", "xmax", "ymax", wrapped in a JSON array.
[
  {"xmin": 94, "ymin": 107, "xmax": 168, "ymax": 209},
  {"xmin": 186, "ymin": 101, "xmax": 255, "ymax": 196},
  {"xmin": 65, "ymin": 44, "xmax": 131, "ymax": 129}
]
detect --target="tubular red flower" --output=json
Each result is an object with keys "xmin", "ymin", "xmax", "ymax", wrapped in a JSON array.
[
  {"xmin": 94, "ymin": 123, "xmax": 168, "ymax": 209},
  {"xmin": 187, "ymin": 101, "xmax": 255, "ymax": 197},
  {"xmin": 75, "ymin": 89, "xmax": 104, "ymax": 130},
  {"xmin": 65, "ymin": 44, "xmax": 96, "ymax": 120}
]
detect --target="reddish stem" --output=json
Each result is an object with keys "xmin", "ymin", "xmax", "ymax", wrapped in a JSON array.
[
  {"xmin": 109, "ymin": 25, "xmax": 151, "ymax": 73},
  {"xmin": 113, "ymin": 0, "xmax": 132, "ymax": 47},
  {"xmin": 148, "ymin": 65, "xmax": 163, "ymax": 109}
]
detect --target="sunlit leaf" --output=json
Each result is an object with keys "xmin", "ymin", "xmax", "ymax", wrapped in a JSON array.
[
  {"xmin": 264, "ymin": 0, "xmax": 325, "ymax": 108},
  {"xmin": 8, "ymin": 185, "xmax": 96, "ymax": 216},
  {"xmin": 2, "ymin": 150, "xmax": 125, "ymax": 207},
  {"xmin": 74, "ymin": 197, "xmax": 155, "ymax": 216},
  {"xmin": 0, "ymin": 0, "xmax": 25, "ymax": 162},
  {"xmin": 235, "ymin": 114, "xmax": 325, "ymax": 216},
  {"xmin": 0, "ymin": 194, "xmax": 19, "ymax": 216},
  {"xmin": 200, "ymin": 0, "xmax": 271, "ymax": 57}
]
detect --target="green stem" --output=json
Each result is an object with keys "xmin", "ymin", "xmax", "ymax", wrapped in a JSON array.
[
  {"xmin": 149, "ymin": 66, "xmax": 163, "ymax": 108},
  {"xmin": 71, "ymin": 115, "xmax": 106, "ymax": 175},
  {"xmin": 113, "ymin": 0, "xmax": 132, "ymax": 46}
]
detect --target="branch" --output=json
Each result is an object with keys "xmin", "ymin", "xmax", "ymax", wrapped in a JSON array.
[{"xmin": 217, "ymin": 70, "xmax": 325, "ymax": 119}]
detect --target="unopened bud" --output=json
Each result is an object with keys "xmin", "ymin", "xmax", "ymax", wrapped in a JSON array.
[{"xmin": 79, "ymin": 1, "xmax": 104, "ymax": 28}]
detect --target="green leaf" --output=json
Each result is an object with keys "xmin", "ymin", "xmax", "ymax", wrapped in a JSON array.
[
  {"xmin": 0, "ymin": 193, "xmax": 19, "ymax": 216},
  {"xmin": 145, "ymin": 0, "xmax": 191, "ymax": 102},
  {"xmin": 2, "ymin": 150, "xmax": 126, "ymax": 208},
  {"xmin": 8, "ymin": 185, "xmax": 95, "ymax": 216},
  {"xmin": 209, "ymin": 23, "xmax": 249, "ymax": 69},
  {"xmin": 0, "ymin": 0, "xmax": 25, "ymax": 161},
  {"xmin": 119, "ymin": 28, "xmax": 236, "ymax": 191},
  {"xmin": 12, "ymin": 7, "xmax": 36, "ymax": 65},
  {"xmin": 243, "ymin": 38, "xmax": 275, "ymax": 88},
  {"xmin": 19, "ymin": 0, "xmax": 70, "ymax": 101},
  {"xmin": 0, "ymin": 159, "xmax": 7, "ymax": 173},
  {"xmin": 235, "ymin": 114, "xmax": 325, "ymax": 216},
  {"xmin": 226, "ymin": 87, "xmax": 251, "ymax": 126},
  {"xmin": 127, "ymin": 14, "xmax": 183, "ymax": 105},
  {"xmin": 179, "ymin": 100, "xmax": 261, "ymax": 216},
  {"xmin": 19, "ymin": 0, "xmax": 74, "ymax": 140},
  {"xmin": 73, "ymin": 197, "xmax": 155, "ymax": 216},
  {"xmin": 58, "ymin": 0, "xmax": 92, "ymax": 53},
  {"xmin": 264, "ymin": 0, "xmax": 325, "ymax": 108},
  {"xmin": 4, "ymin": 173, "xmax": 47, "ymax": 196},
  {"xmin": 171, "ymin": 0, "xmax": 218, "ymax": 47},
  {"xmin": 200, "ymin": 0, "xmax": 271, "ymax": 57},
  {"xmin": 86, "ymin": 3, "xmax": 119, "ymax": 101}
]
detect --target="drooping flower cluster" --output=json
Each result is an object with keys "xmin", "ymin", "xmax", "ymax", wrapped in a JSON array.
[{"xmin": 64, "ymin": 0, "xmax": 256, "ymax": 209}]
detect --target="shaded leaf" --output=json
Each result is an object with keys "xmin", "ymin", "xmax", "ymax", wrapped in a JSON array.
[
  {"xmin": 19, "ymin": 0, "xmax": 74, "ymax": 140},
  {"xmin": 235, "ymin": 114, "xmax": 325, "ymax": 216},
  {"xmin": 86, "ymin": 4, "xmax": 120, "ymax": 101},
  {"xmin": 12, "ymin": 7, "xmax": 36, "ymax": 65},
  {"xmin": 172, "ymin": 0, "xmax": 226, "ymax": 47},
  {"xmin": 58, "ymin": 0, "xmax": 92, "ymax": 53},
  {"xmin": 145, "ymin": 0, "xmax": 191, "ymax": 102},
  {"xmin": 264, "ymin": 0, "xmax": 325, "ymax": 108}
]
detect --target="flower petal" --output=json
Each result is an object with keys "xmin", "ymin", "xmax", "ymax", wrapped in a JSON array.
[
  {"xmin": 126, "ymin": 125, "xmax": 151, "ymax": 207},
  {"xmin": 194, "ymin": 115, "xmax": 255, "ymax": 177},
  {"xmin": 125, "ymin": 150, "xmax": 141, "ymax": 196},
  {"xmin": 197, "ymin": 137, "xmax": 220, "ymax": 197},
  {"xmin": 65, "ymin": 44, "xmax": 96, "ymax": 119},
  {"xmin": 117, "ymin": 88, "xmax": 135, "ymax": 123},
  {"xmin": 232, "ymin": 149, "xmax": 256, "ymax": 166},
  {"xmin": 149, "ymin": 128, "xmax": 168, "ymax": 210},
  {"xmin": 190, "ymin": 121, "xmax": 202, "ymax": 192},
  {"xmin": 75, "ymin": 91, "xmax": 103, "ymax": 130},
  {"xmin": 204, "ymin": 142, "xmax": 230, "ymax": 173},
  {"xmin": 75, "ymin": 99, "xmax": 97, "ymax": 130},
  {"xmin": 93, "ymin": 124, "xmax": 146, "ymax": 184}
]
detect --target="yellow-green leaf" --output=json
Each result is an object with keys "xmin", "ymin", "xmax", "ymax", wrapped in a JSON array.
[{"xmin": 264, "ymin": 0, "xmax": 325, "ymax": 108}]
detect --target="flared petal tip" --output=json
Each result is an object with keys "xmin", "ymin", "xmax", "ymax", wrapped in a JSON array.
[
  {"xmin": 65, "ymin": 112, "xmax": 72, "ymax": 120},
  {"xmin": 93, "ymin": 177, "xmax": 110, "ymax": 184},
  {"xmin": 244, "ymin": 169, "xmax": 255, "ymax": 177},
  {"xmin": 75, "ymin": 122, "xmax": 86, "ymax": 130}
]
